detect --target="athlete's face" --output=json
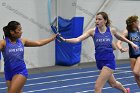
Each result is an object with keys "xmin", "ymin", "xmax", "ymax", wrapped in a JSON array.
[
  {"xmin": 133, "ymin": 20, "xmax": 139, "ymax": 28},
  {"xmin": 11, "ymin": 25, "xmax": 22, "ymax": 39},
  {"xmin": 95, "ymin": 14, "xmax": 106, "ymax": 27}
]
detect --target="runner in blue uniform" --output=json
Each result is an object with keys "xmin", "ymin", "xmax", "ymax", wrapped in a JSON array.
[
  {"xmin": 0, "ymin": 21, "xmax": 56, "ymax": 93},
  {"xmin": 117, "ymin": 15, "xmax": 140, "ymax": 87},
  {"xmin": 60, "ymin": 12, "xmax": 138, "ymax": 93}
]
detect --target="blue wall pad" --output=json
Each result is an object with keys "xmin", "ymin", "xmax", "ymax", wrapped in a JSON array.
[{"xmin": 55, "ymin": 17, "xmax": 84, "ymax": 66}]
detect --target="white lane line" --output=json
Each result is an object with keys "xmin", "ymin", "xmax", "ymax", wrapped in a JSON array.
[
  {"xmin": 22, "ymin": 76, "xmax": 135, "ymax": 93},
  {"xmin": 0, "ymin": 66, "xmax": 131, "ymax": 84},
  {"xmin": 27, "ymin": 66, "xmax": 131, "ymax": 80},
  {"xmin": 75, "ymin": 83, "xmax": 137, "ymax": 93},
  {"xmin": 0, "ymin": 67, "xmax": 132, "ymax": 90},
  {"xmin": 24, "ymin": 75, "xmax": 134, "ymax": 87},
  {"xmin": 0, "ymin": 70, "xmax": 133, "ymax": 90}
]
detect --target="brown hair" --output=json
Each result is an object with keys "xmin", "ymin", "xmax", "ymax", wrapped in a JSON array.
[
  {"xmin": 126, "ymin": 15, "xmax": 138, "ymax": 31},
  {"xmin": 96, "ymin": 12, "xmax": 111, "ymax": 26}
]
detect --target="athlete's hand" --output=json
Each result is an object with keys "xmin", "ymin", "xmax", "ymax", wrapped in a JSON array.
[
  {"xmin": 131, "ymin": 42, "xmax": 139, "ymax": 51},
  {"xmin": 58, "ymin": 35, "xmax": 66, "ymax": 42},
  {"xmin": 56, "ymin": 34, "xmax": 65, "ymax": 42},
  {"xmin": 119, "ymin": 48, "xmax": 128, "ymax": 53}
]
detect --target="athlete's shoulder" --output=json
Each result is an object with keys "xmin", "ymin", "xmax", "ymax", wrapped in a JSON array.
[
  {"xmin": 110, "ymin": 27, "xmax": 117, "ymax": 32},
  {"xmin": 0, "ymin": 40, "xmax": 6, "ymax": 50},
  {"xmin": 121, "ymin": 29, "xmax": 128, "ymax": 37},
  {"xmin": 108, "ymin": 27, "xmax": 117, "ymax": 36},
  {"xmin": 87, "ymin": 27, "xmax": 95, "ymax": 32},
  {"xmin": 85, "ymin": 27, "xmax": 95, "ymax": 36},
  {"xmin": 20, "ymin": 38, "xmax": 27, "ymax": 45}
]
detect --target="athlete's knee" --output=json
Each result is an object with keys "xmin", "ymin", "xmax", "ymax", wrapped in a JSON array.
[{"xmin": 133, "ymin": 69, "xmax": 140, "ymax": 76}]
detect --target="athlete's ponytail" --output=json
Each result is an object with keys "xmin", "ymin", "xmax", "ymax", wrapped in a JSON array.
[{"xmin": 3, "ymin": 26, "xmax": 10, "ymax": 38}]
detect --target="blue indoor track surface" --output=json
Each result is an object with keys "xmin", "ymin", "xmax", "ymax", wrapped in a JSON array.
[{"xmin": 0, "ymin": 63, "xmax": 140, "ymax": 93}]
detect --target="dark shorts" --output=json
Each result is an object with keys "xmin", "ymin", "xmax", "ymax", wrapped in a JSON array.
[
  {"xmin": 4, "ymin": 68, "xmax": 28, "ymax": 81},
  {"xmin": 129, "ymin": 54, "xmax": 140, "ymax": 58},
  {"xmin": 96, "ymin": 60, "xmax": 116, "ymax": 70}
]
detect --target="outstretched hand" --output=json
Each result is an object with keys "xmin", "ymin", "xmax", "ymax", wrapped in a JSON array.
[{"xmin": 56, "ymin": 34, "xmax": 65, "ymax": 42}]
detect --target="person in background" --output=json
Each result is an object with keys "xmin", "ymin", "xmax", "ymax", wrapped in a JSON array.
[
  {"xmin": 59, "ymin": 12, "xmax": 139, "ymax": 93},
  {"xmin": 117, "ymin": 15, "xmax": 140, "ymax": 87},
  {"xmin": 0, "ymin": 21, "xmax": 57, "ymax": 93}
]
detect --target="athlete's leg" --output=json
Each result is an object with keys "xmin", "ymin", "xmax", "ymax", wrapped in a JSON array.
[
  {"xmin": 6, "ymin": 81, "xmax": 11, "ymax": 93},
  {"xmin": 94, "ymin": 66, "xmax": 113, "ymax": 93},
  {"xmin": 8, "ymin": 74, "xmax": 27, "ymax": 93},
  {"xmin": 133, "ymin": 57, "xmax": 140, "ymax": 76},
  {"xmin": 130, "ymin": 57, "xmax": 140, "ymax": 87},
  {"xmin": 108, "ymin": 74, "xmax": 128, "ymax": 93}
]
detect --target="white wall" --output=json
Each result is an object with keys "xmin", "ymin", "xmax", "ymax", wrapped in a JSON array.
[
  {"xmin": 57, "ymin": 0, "xmax": 77, "ymax": 19},
  {"xmin": 75, "ymin": 0, "xmax": 140, "ymax": 62},
  {"xmin": 0, "ymin": 0, "xmax": 55, "ymax": 72},
  {"xmin": 1, "ymin": 0, "xmax": 140, "ymax": 72}
]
